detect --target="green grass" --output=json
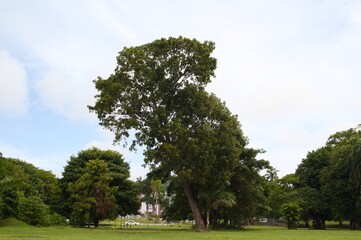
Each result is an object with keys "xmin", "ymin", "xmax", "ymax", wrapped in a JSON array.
[{"xmin": 1, "ymin": 224, "xmax": 361, "ymax": 240}]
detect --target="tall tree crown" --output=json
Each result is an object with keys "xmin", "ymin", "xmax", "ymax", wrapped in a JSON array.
[{"xmin": 89, "ymin": 36, "xmax": 217, "ymax": 146}]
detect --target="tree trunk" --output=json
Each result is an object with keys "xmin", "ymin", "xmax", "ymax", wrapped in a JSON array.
[
  {"xmin": 313, "ymin": 219, "xmax": 325, "ymax": 230},
  {"xmin": 314, "ymin": 220, "xmax": 320, "ymax": 229},
  {"xmin": 350, "ymin": 220, "xmax": 356, "ymax": 230},
  {"xmin": 180, "ymin": 178, "xmax": 205, "ymax": 230},
  {"xmin": 304, "ymin": 220, "xmax": 309, "ymax": 228},
  {"xmin": 94, "ymin": 217, "xmax": 99, "ymax": 227},
  {"xmin": 206, "ymin": 208, "xmax": 210, "ymax": 229}
]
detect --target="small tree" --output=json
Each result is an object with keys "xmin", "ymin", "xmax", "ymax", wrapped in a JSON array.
[
  {"xmin": 17, "ymin": 194, "xmax": 51, "ymax": 226},
  {"xmin": 281, "ymin": 202, "xmax": 302, "ymax": 229},
  {"xmin": 150, "ymin": 179, "xmax": 165, "ymax": 216}
]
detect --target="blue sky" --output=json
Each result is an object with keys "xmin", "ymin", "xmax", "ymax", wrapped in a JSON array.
[{"xmin": 1, "ymin": 0, "xmax": 361, "ymax": 179}]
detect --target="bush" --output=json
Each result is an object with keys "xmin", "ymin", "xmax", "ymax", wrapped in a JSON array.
[
  {"xmin": 17, "ymin": 195, "xmax": 51, "ymax": 226},
  {"xmin": 281, "ymin": 202, "xmax": 302, "ymax": 229},
  {"xmin": 48, "ymin": 212, "xmax": 67, "ymax": 226}
]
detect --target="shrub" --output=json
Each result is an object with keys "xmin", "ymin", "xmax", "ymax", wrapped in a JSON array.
[
  {"xmin": 281, "ymin": 202, "xmax": 302, "ymax": 229},
  {"xmin": 17, "ymin": 195, "xmax": 51, "ymax": 226}
]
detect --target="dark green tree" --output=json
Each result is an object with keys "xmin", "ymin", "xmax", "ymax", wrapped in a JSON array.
[
  {"xmin": 68, "ymin": 160, "xmax": 117, "ymax": 227},
  {"xmin": 322, "ymin": 129, "xmax": 361, "ymax": 229},
  {"xmin": 61, "ymin": 147, "xmax": 139, "ymax": 218},
  {"xmin": 89, "ymin": 36, "xmax": 246, "ymax": 230},
  {"xmin": 281, "ymin": 202, "xmax": 302, "ymax": 229},
  {"xmin": 217, "ymin": 148, "xmax": 269, "ymax": 228},
  {"xmin": 296, "ymin": 147, "xmax": 331, "ymax": 229},
  {"xmin": 295, "ymin": 128, "xmax": 361, "ymax": 229},
  {"xmin": 263, "ymin": 173, "xmax": 300, "ymax": 225},
  {"xmin": 0, "ymin": 176, "xmax": 19, "ymax": 219},
  {"xmin": 0, "ymin": 156, "xmax": 64, "ymax": 225}
]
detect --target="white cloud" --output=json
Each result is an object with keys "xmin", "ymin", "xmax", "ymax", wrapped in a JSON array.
[
  {"xmin": 34, "ymin": 68, "xmax": 99, "ymax": 122},
  {"xmin": 84, "ymin": 1, "xmax": 140, "ymax": 43},
  {"xmin": 0, "ymin": 50, "xmax": 28, "ymax": 115},
  {"xmin": 0, "ymin": 1, "xmax": 136, "ymax": 122}
]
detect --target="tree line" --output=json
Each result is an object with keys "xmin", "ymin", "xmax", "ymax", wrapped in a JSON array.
[
  {"xmin": 0, "ymin": 148, "xmax": 140, "ymax": 227},
  {"xmin": 271, "ymin": 128, "xmax": 361, "ymax": 230}
]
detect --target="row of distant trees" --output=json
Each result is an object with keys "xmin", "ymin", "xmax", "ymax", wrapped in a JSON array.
[
  {"xmin": 0, "ymin": 148, "xmax": 141, "ymax": 227},
  {"xmin": 1, "ymin": 127, "xmax": 360, "ymax": 229},
  {"xmin": 141, "ymin": 128, "xmax": 361, "ymax": 230},
  {"xmin": 0, "ymin": 146, "xmax": 273, "ymax": 229},
  {"xmin": 267, "ymin": 128, "xmax": 361, "ymax": 230},
  {"xmin": 0, "ymin": 153, "xmax": 65, "ymax": 226}
]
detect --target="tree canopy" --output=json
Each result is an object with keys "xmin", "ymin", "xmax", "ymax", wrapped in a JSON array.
[
  {"xmin": 294, "ymin": 128, "xmax": 361, "ymax": 229},
  {"xmin": 0, "ymin": 156, "xmax": 65, "ymax": 226},
  {"xmin": 60, "ymin": 147, "xmax": 140, "ymax": 219},
  {"xmin": 68, "ymin": 160, "xmax": 117, "ymax": 227}
]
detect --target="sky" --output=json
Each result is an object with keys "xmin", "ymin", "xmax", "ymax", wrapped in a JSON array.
[{"xmin": 1, "ymin": 0, "xmax": 361, "ymax": 180}]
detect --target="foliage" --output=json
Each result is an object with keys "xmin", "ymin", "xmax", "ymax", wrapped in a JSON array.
[
  {"xmin": 264, "ymin": 166, "xmax": 279, "ymax": 182},
  {"xmin": 61, "ymin": 147, "xmax": 139, "ymax": 218},
  {"xmin": 296, "ymin": 147, "xmax": 330, "ymax": 189},
  {"xmin": 264, "ymin": 174, "xmax": 299, "ymax": 222},
  {"xmin": 68, "ymin": 160, "xmax": 117, "ymax": 227},
  {"xmin": 162, "ymin": 147, "xmax": 271, "ymax": 229},
  {"xmin": 219, "ymin": 148, "xmax": 270, "ymax": 228},
  {"xmin": 295, "ymin": 147, "xmax": 331, "ymax": 229},
  {"xmin": 322, "ymin": 129, "xmax": 361, "ymax": 229},
  {"xmin": 17, "ymin": 194, "xmax": 52, "ymax": 226},
  {"xmin": 149, "ymin": 179, "xmax": 166, "ymax": 216},
  {"xmin": 0, "ymin": 156, "xmax": 63, "ymax": 226},
  {"xmin": 0, "ymin": 176, "xmax": 19, "ymax": 219},
  {"xmin": 295, "ymin": 128, "xmax": 361, "ymax": 229},
  {"xmin": 161, "ymin": 177, "xmax": 193, "ymax": 222},
  {"xmin": 281, "ymin": 202, "xmax": 302, "ymax": 229}
]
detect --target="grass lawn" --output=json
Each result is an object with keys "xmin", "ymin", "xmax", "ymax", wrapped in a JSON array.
[{"xmin": 1, "ymin": 224, "xmax": 361, "ymax": 240}]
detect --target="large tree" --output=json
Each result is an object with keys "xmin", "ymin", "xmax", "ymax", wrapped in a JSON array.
[
  {"xmin": 89, "ymin": 36, "xmax": 246, "ymax": 230},
  {"xmin": 295, "ymin": 147, "xmax": 331, "ymax": 229}
]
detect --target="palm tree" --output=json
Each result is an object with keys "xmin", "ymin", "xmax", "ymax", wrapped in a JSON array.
[
  {"xmin": 150, "ymin": 179, "xmax": 165, "ymax": 216},
  {"xmin": 265, "ymin": 167, "xmax": 279, "ymax": 181}
]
